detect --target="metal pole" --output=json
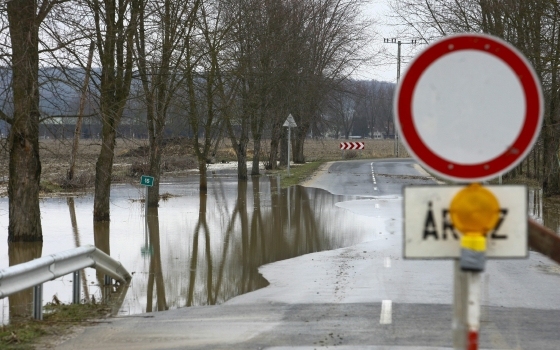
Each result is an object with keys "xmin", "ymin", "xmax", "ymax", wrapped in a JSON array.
[
  {"xmin": 33, "ymin": 284, "xmax": 43, "ymax": 320},
  {"xmin": 145, "ymin": 186, "xmax": 149, "ymax": 218},
  {"xmin": 453, "ymin": 260, "xmax": 467, "ymax": 349},
  {"xmin": 396, "ymin": 41, "xmax": 401, "ymax": 158},
  {"xmin": 73, "ymin": 270, "xmax": 81, "ymax": 304},
  {"xmin": 466, "ymin": 272, "xmax": 482, "ymax": 350},
  {"xmin": 287, "ymin": 186, "xmax": 291, "ymax": 236},
  {"xmin": 287, "ymin": 126, "xmax": 291, "ymax": 176}
]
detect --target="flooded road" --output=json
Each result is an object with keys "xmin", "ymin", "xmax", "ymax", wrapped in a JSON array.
[
  {"xmin": 1, "ymin": 170, "xmax": 558, "ymax": 325},
  {"xmin": 0, "ymin": 173, "xmax": 375, "ymax": 322}
]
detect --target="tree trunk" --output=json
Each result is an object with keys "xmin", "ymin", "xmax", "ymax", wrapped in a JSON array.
[
  {"xmin": 8, "ymin": 242, "xmax": 42, "ymax": 320},
  {"xmin": 91, "ymin": 0, "xmax": 137, "ymax": 221},
  {"xmin": 543, "ymin": 114, "xmax": 560, "ymax": 196},
  {"xmin": 7, "ymin": 1, "xmax": 42, "ymax": 242},
  {"xmin": 279, "ymin": 130, "xmax": 288, "ymax": 167},
  {"xmin": 237, "ymin": 141, "xmax": 248, "ymax": 180},
  {"xmin": 93, "ymin": 220, "xmax": 111, "ymax": 300},
  {"xmin": 94, "ymin": 126, "xmax": 117, "ymax": 221},
  {"xmin": 251, "ymin": 138, "xmax": 261, "ymax": 175},
  {"xmin": 68, "ymin": 41, "xmax": 95, "ymax": 182},
  {"xmin": 293, "ymin": 123, "xmax": 309, "ymax": 164},
  {"xmin": 268, "ymin": 122, "xmax": 282, "ymax": 170},
  {"xmin": 147, "ymin": 137, "xmax": 162, "ymax": 207},
  {"xmin": 199, "ymin": 160, "xmax": 208, "ymax": 192}
]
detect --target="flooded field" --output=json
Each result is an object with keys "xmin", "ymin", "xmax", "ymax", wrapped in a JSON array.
[{"xmin": 0, "ymin": 173, "xmax": 375, "ymax": 323}]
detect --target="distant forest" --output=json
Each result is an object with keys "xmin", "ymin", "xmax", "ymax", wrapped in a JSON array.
[{"xmin": 0, "ymin": 68, "xmax": 395, "ymax": 141}]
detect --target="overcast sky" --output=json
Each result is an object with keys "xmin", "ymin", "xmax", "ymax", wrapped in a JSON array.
[{"xmin": 355, "ymin": 0, "xmax": 422, "ymax": 84}]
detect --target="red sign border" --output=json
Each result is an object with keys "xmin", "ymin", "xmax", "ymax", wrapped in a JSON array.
[{"xmin": 395, "ymin": 34, "xmax": 543, "ymax": 182}]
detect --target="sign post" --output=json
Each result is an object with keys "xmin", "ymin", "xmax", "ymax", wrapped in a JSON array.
[
  {"xmin": 140, "ymin": 175, "xmax": 154, "ymax": 217},
  {"xmin": 140, "ymin": 175, "xmax": 154, "ymax": 257},
  {"xmin": 395, "ymin": 33, "xmax": 543, "ymax": 350},
  {"xmin": 283, "ymin": 114, "xmax": 297, "ymax": 176}
]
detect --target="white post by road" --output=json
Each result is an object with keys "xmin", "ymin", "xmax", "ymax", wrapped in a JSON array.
[
  {"xmin": 283, "ymin": 114, "xmax": 297, "ymax": 177},
  {"xmin": 466, "ymin": 272, "xmax": 482, "ymax": 349},
  {"xmin": 288, "ymin": 126, "xmax": 291, "ymax": 176}
]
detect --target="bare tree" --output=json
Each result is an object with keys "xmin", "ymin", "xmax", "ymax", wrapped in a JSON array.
[
  {"xmin": 325, "ymin": 83, "xmax": 357, "ymax": 139},
  {"xmin": 135, "ymin": 0, "xmax": 200, "ymax": 204},
  {"xmin": 5, "ymin": 0, "xmax": 63, "ymax": 241},
  {"xmin": 185, "ymin": 0, "xmax": 232, "ymax": 189},
  {"xmin": 87, "ymin": 0, "xmax": 138, "ymax": 221}
]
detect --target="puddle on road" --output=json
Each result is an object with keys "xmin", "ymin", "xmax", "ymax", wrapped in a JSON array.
[{"xmin": 0, "ymin": 175, "xmax": 375, "ymax": 323}]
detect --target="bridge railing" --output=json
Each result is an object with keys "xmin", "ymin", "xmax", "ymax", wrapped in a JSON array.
[{"xmin": 0, "ymin": 245, "xmax": 132, "ymax": 320}]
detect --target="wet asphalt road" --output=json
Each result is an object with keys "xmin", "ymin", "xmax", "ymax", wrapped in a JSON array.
[{"xmin": 55, "ymin": 159, "xmax": 560, "ymax": 350}]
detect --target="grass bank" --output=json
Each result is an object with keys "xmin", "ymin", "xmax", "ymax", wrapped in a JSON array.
[
  {"xmin": 267, "ymin": 161, "xmax": 326, "ymax": 188},
  {"xmin": 0, "ymin": 302, "xmax": 111, "ymax": 349}
]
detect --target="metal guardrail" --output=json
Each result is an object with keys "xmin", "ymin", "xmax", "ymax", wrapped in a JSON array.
[
  {"xmin": 0, "ymin": 245, "xmax": 132, "ymax": 319},
  {"xmin": 528, "ymin": 218, "xmax": 560, "ymax": 265}
]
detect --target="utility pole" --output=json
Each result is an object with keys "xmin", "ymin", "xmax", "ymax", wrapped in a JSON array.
[{"xmin": 384, "ymin": 38, "xmax": 417, "ymax": 157}]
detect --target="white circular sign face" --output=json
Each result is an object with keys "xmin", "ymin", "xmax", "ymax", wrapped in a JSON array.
[{"xmin": 395, "ymin": 34, "xmax": 543, "ymax": 182}]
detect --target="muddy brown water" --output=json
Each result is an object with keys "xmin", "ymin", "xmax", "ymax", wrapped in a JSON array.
[
  {"xmin": 0, "ymin": 174, "xmax": 375, "ymax": 323},
  {"xmin": 0, "ymin": 179, "xmax": 555, "ymax": 324}
]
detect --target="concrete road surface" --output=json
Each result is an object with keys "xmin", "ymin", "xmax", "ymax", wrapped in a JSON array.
[{"xmin": 54, "ymin": 159, "xmax": 560, "ymax": 350}]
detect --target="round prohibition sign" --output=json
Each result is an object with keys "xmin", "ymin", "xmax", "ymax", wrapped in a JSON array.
[{"xmin": 395, "ymin": 34, "xmax": 543, "ymax": 182}]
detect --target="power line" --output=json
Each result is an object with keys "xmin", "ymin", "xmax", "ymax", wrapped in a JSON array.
[{"xmin": 383, "ymin": 38, "xmax": 417, "ymax": 157}]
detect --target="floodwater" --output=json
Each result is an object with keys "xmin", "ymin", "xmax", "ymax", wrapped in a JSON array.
[
  {"xmin": 0, "ymin": 179, "xmax": 556, "ymax": 324},
  {"xmin": 0, "ymin": 172, "xmax": 374, "ymax": 323},
  {"xmin": 529, "ymin": 187, "xmax": 560, "ymax": 234}
]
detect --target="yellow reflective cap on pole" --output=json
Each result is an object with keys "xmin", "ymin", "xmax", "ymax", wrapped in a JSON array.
[{"xmin": 449, "ymin": 183, "xmax": 501, "ymax": 237}]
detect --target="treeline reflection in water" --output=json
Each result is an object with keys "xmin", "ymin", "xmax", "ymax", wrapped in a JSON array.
[{"xmin": 0, "ymin": 175, "xmax": 373, "ymax": 323}]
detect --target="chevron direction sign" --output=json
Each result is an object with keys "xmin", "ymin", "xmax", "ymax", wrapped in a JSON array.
[{"xmin": 339, "ymin": 141, "xmax": 364, "ymax": 150}]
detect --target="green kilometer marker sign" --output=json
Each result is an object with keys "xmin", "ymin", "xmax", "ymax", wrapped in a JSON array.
[{"xmin": 140, "ymin": 175, "xmax": 154, "ymax": 187}]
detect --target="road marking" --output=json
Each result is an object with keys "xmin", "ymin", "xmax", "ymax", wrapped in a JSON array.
[
  {"xmin": 384, "ymin": 257, "xmax": 391, "ymax": 268},
  {"xmin": 375, "ymin": 203, "xmax": 380, "ymax": 209},
  {"xmin": 380, "ymin": 300, "xmax": 392, "ymax": 324},
  {"xmin": 371, "ymin": 162, "xmax": 377, "ymax": 187}
]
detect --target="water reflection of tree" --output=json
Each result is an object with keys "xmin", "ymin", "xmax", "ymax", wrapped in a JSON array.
[
  {"xmin": 183, "ymin": 177, "xmax": 354, "ymax": 307},
  {"xmin": 93, "ymin": 221, "xmax": 111, "ymax": 302},
  {"xmin": 187, "ymin": 192, "xmax": 213, "ymax": 306},
  {"xmin": 8, "ymin": 242, "xmax": 42, "ymax": 321},
  {"xmin": 146, "ymin": 207, "xmax": 168, "ymax": 312},
  {"xmin": 67, "ymin": 198, "xmax": 90, "ymax": 302}
]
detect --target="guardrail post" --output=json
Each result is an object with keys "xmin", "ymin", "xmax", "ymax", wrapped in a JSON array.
[
  {"xmin": 73, "ymin": 270, "xmax": 81, "ymax": 304},
  {"xmin": 33, "ymin": 284, "xmax": 43, "ymax": 320}
]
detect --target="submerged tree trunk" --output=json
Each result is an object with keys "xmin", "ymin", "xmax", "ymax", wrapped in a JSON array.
[
  {"xmin": 237, "ymin": 141, "xmax": 249, "ymax": 180},
  {"xmin": 7, "ymin": 1, "xmax": 43, "ymax": 242},
  {"xmin": 147, "ymin": 137, "xmax": 162, "ymax": 207},
  {"xmin": 9, "ymin": 242, "xmax": 42, "ymax": 320},
  {"xmin": 199, "ymin": 160, "xmax": 208, "ymax": 192}
]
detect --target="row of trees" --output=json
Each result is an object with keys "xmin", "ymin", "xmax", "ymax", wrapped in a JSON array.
[
  {"xmin": 324, "ymin": 79, "xmax": 395, "ymax": 139},
  {"xmin": 1, "ymin": 0, "xmax": 373, "ymax": 242},
  {"xmin": 391, "ymin": 0, "xmax": 560, "ymax": 195}
]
